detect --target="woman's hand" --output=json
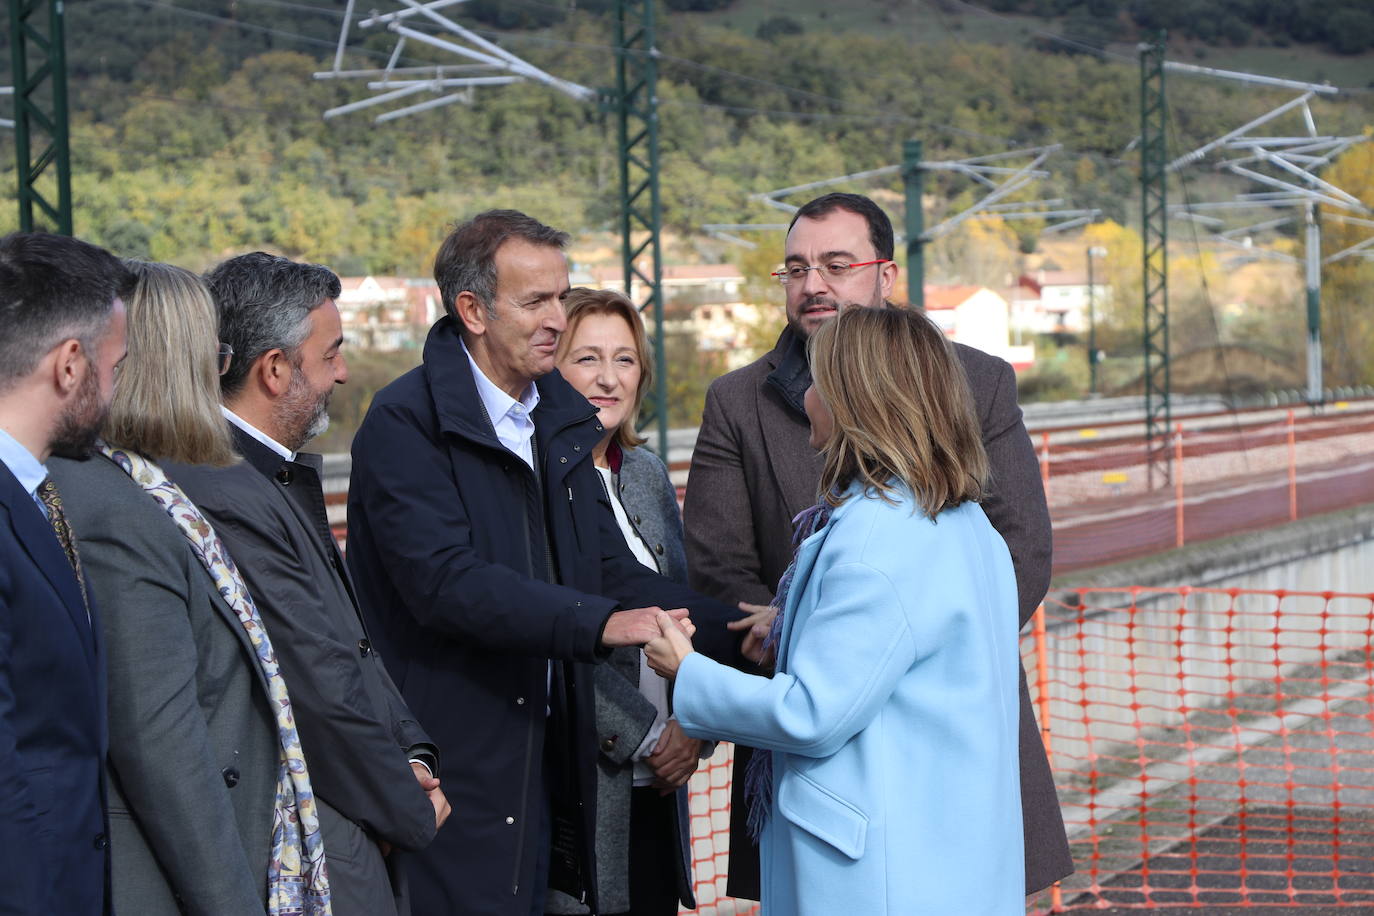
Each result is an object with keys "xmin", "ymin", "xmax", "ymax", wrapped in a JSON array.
[
  {"xmin": 644, "ymin": 610, "xmax": 695, "ymax": 679},
  {"xmin": 729, "ymin": 600, "xmax": 778, "ymax": 668}
]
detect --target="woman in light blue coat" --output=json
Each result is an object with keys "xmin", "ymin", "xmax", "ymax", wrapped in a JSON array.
[{"xmin": 646, "ymin": 305, "xmax": 1026, "ymax": 915}]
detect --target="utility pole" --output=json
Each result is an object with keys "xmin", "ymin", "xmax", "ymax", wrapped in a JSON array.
[
  {"xmin": 1303, "ymin": 202, "xmax": 1322, "ymax": 404},
  {"xmin": 1087, "ymin": 245, "xmax": 1106, "ymax": 395},
  {"xmin": 615, "ymin": 0, "xmax": 668, "ymax": 456},
  {"xmin": 7, "ymin": 0, "xmax": 72, "ymax": 234},
  {"xmin": 1163, "ymin": 64, "xmax": 1365, "ymax": 410},
  {"xmin": 314, "ymin": 0, "xmax": 669, "ymax": 454},
  {"xmin": 1139, "ymin": 32, "xmax": 1171, "ymax": 489},
  {"xmin": 903, "ymin": 139, "xmax": 925, "ymax": 309}
]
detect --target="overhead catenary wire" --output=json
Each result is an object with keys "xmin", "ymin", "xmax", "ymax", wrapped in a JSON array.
[{"xmin": 105, "ymin": 0, "xmax": 1357, "ymax": 178}]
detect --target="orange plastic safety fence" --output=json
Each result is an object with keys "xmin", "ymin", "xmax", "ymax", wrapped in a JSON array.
[
  {"xmin": 684, "ymin": 743, "xmax": 759, "ymax": 915},
  {"xmin": 685, "ymin": 587, "xmax": 1374, "ymax": 913},
  {"xmin": 1025, "ymin": 586, "xmax": 1374, "ymax": 912}
]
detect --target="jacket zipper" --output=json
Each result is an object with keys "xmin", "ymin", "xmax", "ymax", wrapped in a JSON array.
[{"xmin": 511, "ymin": 702, "xmax": 536, "ymax": 897}]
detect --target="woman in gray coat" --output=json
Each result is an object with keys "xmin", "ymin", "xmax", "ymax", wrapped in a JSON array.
[
  {"xmin": 546, "ymin": 288, "xmax": 705, "ymax": 915},
  {"xmin": 50, "ymin": 263, "xmax": 329, "ymax": 915}
]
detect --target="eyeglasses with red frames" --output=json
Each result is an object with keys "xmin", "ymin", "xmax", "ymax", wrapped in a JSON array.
[{"xmin": 771, "ymin": 259, "xmax": 892, "ymax": 285}]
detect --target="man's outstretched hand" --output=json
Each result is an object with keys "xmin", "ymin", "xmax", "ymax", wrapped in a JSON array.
[
  {"xmin": 728, "ymin": 600, "xmax": 777, "ymax": 668},
  {"xmin": 601, "ymin": 606, "xmax": 692, "ymax": 648}
]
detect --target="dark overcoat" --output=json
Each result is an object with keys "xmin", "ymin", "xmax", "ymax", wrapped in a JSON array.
[
  {"xmin": 168, "ymin": 428, "xmax": 438, "ymax": 916},
  {"xmin": 346, "ymin": 317, "xmax": 738, "ymax": 916},
  {"xmin": 0, "ymin": 461, "xmax": 110, "ymax": 915},
  {"xmin": 682, "ymin": 326, "xmax": 1074, "ymax": 897}
]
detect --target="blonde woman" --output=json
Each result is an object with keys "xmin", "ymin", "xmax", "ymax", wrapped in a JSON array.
[
  {"xmin": 645, "ymin": 306, "xmax": 1024, "ymax": 915},
  {"xmin": 546, "ymin": 288, "xmax": 701, "ymax": 915},
  {"xmin": 50, "ymin": 262, "xmax": 329, "ymax": 915}
]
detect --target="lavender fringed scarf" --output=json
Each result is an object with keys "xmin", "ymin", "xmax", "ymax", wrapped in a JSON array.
[{"xmin": 741, "ymin": 499, "xmax": 835, "ymax": 840}]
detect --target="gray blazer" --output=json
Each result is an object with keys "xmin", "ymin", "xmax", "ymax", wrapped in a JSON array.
[
  {"xmin": 51, "ymin": 453, "xmax": 277, "ymax": 916},
  {"xmin": 682, "ymin": 327, "xmax": 1073, "ymax": 895},
  {"xmin": 548, "ymin": 444, "xmax": 697, "ymax": 914},
  {"xmin": 167, "ymin": 430, "xmax": 438, "ymax": 916}
]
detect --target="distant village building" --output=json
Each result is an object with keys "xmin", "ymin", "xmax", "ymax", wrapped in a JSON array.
[
  {"xmin": 1010, "ymin": 269, "xmax": 1110, "ymax": 337},
  {"xmin": 923, "ymin": 284, "xmax": 1035, "ymax": 371},
  {"xmin": 585, "ymin": 263, "xmax": 764, "ymax": 369},
  {"xmin": 337, "ymin": 276, "xmax": 442, "ymax": 351}
]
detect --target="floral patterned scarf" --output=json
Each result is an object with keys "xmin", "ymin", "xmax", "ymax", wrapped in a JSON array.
[
  {"xmin": 742, "ymin": 499, "xmax": 835, "ymax": 840},
  {"xmin": 102, "ymin": 444, "xmax": 331, "ymax": 916}
]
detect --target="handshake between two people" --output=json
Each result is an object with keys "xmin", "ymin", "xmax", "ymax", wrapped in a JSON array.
[
  {"xmin": 603, "ymin": 599, "xmax": 783, "ymax": 680},
  {"xmin": 601, "ymin": 606, "xmax": 697, "ymax": 680}
]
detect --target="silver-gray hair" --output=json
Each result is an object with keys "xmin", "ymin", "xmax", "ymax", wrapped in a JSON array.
[{"xmin": 204, "ymin": 252, "xmax": 341, "ymax": 398}]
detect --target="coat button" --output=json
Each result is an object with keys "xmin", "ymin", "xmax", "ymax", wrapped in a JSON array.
[
  {"xmin": 505, "ymin": 816, "xmax": 515, "ymax": 825},
  {"xmin": 655, "ymin": 544, "xmax": 665, "ymax": 555},
  {"xmin": 601, "ymin": 736, "xmax": 617, "ymax": 753},
  {"xmin": 595, "ymin": 424, "xmax": 603, "ymax": 432},
  {"xmin": 515, "ymin": 696, "xmax": 525, "ymax": 705},
  {"xmin": 573, "ymin": 444, "xmax": 581, "ymax": 452},
  {"xmin": 275, "ymin": 467, "xmax": 292, "ymax": 485},
  {"xmin": 222, "ymin": 766, "xmax": 240, "ymax": 788},
  {"xmin": 559, "ymin": 456, "xmax": 567, "ymax": 464},
  {"xmin": 358, "ymin": 638, "xmax": 372, "ymax": 657},
  {"xmin": 633, "ymin": 514, "xmax": 641, "ymax": 524},
  {"xmin": 93, "ymin": 833, "xmax": 108, "ymax": 850}
]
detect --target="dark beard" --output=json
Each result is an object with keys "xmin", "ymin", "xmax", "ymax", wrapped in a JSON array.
[{"xmin": 49, "ymin": 367, "xmax": 107, "ymax": 459}]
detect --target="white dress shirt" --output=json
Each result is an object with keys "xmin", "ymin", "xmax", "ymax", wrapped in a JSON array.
[
  {"xmin": 221, "ymin": 405, "xmax": 294, "ymax": 460},
  {"xmin": 461, "ymin": 338, "xmax": 539, "ymax": 470}
]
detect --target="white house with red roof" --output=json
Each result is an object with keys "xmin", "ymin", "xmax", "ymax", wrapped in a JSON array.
[
  {"xmin": 923, "ymin": 284, "xmax": 1034, "ymax": 370},
  {"xmin": 1012, "ymin": 269, "xmax": 1109, "ymax": 336},
  {"xmin": 584, "ymin": 263, "xmax": 763, "ymax": 368},
  {"xmin": 337, "ymin": 276, "xmax": 442, "ymax": 351}
]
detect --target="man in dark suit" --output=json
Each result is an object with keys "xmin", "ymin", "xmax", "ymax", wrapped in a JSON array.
[
  {"xmin": 346, "ymin": 210, "xmax": 741, "ymax": 916},
  {"xmin": 0, "ymin": 232, "xmax": 133, "ymax": 915},
  {"xmin": 166, "ymin": 253, "xmax": 449, "ymax": 916},
  {"xmin": 682, "ymin": 192, "xmax": 1073, "ymax": 898}
]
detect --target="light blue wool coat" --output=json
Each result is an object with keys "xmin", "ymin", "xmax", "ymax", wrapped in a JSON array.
[{"xmin": 673, "ymin": 483, "xmax": 1025, "ymax": 915}]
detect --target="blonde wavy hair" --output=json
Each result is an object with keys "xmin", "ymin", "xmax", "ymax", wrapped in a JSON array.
[
  {"xmin": 808, "ymin": 305, "xmax": 988, "ymax": 516},
  {"xmin": 103, "ymin": 261, "xmax": 237, "ymax": 466},
  {"xmin": 557, "ymin": 287, "xmax": 653, "ymax": 450}
]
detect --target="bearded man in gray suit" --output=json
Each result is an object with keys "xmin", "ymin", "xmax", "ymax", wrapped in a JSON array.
[
  {"xmin": 682, "ymin": 192, "xmax": 1073, "ymax": 900},
  {"xmin": 167, "ymin": 253, "xmax": 450, "ymax": 916}
]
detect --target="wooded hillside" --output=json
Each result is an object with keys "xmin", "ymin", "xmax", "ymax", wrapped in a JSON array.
[{"xmin": 1, "ymin": 0, "xmax": 1369, "ymax": 275}]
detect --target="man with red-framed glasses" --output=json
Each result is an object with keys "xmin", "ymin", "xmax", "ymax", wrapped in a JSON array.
[{"xmin": 682, "ymin": 191, "xmax": 1072, "ymax": 902}]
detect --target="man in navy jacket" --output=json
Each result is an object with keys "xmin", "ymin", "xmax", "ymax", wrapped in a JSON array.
[
  {"xmin": 0, "ymin": 232, "xmax": 132, "ymax": 915},
  {"xmin": 347, "ymin": 210, "xmax": 739, "ymax": 916}
]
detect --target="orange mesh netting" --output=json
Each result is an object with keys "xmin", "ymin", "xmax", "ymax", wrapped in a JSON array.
[{"xmin": 685, "ymin": 587, "xmax": 1374, "ymax": 914}]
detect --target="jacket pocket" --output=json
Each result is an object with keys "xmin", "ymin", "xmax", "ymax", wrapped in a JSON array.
[
  {"xmin": 23, "ymin": 766, "xmax": 55, "ymax": 819},
  {"xmin": 776, "ymin": 769, "xmax": 868, "ymax": 860},
  {"xmin": 315, "ymin": 796, "xmax": 365, "ymax": 867}
]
